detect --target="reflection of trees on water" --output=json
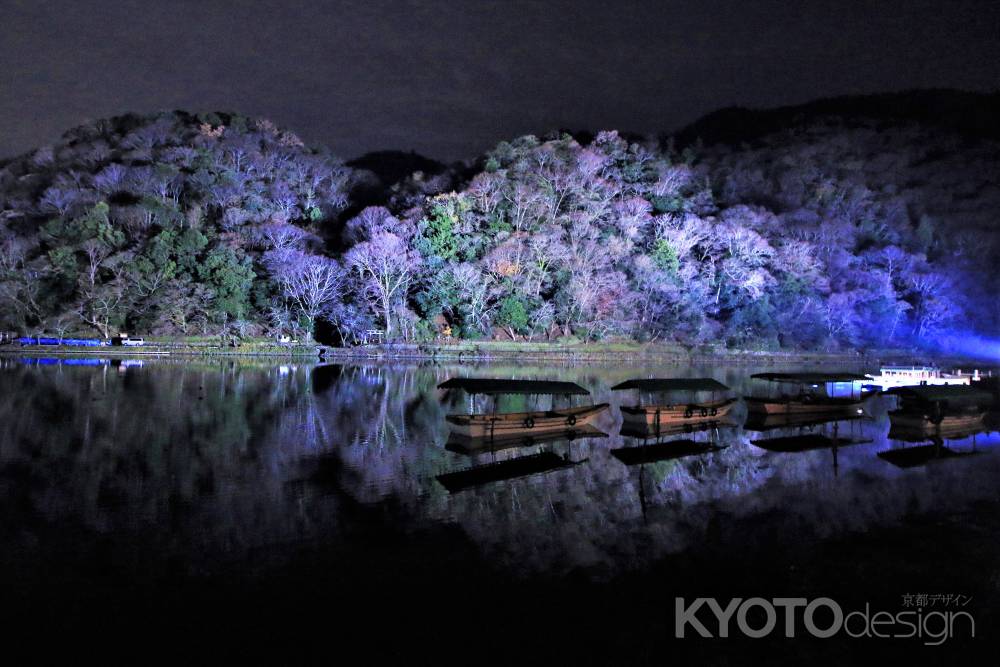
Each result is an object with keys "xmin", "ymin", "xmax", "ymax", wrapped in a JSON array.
[
  {"xmin": 294, "ymin": 363, "xmax": 1000, "ymax": 576},
  {"xmin": 310, "ymin": 364, "xmax": 452, "ymax": 503},
  {"xmin": 3, "ymin": 360, "xmax": 999, "ymax": 579},
  {"xmin": 0, "ymin": 361, "xmax": 333, "ymax": 572}
]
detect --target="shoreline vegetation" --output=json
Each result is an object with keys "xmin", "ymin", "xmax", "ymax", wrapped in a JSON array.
[
  {"xmin": 2, "ymin": 95, "xmax": 998, "ymax": 357},
  {"xmin": 0, "ymin": 338, "xmax": 984, "ymax": 366}
]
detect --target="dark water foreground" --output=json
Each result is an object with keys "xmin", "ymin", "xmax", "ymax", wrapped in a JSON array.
[{"xmin": 1, "ymin": 357, "xmax": 998, "ymax": 664}]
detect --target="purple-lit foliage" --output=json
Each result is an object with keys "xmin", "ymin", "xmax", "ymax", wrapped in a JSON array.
[
  {"xmin": 340, "ymin": 125, "xmax": 996, "ymax": 348},
  {"xmin": 1, "ymin": 112, "xmax": 997, "ymax": 348},
  {"xmin": 0, "ymin": 111, "xmax": 349, "ymax": 337}
]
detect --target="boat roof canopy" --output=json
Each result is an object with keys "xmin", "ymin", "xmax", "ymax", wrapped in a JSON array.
[
  {"xmin": 611, "ymin": 378, "xmax": 729, "ymax": 392},
  {"xmin": 750, "ymin": 372, "xmax": 869, "ymax": 384},
  {"xmin": 437, "ymin": 378, "xmax": 590, "ymax": 395},
  {"xmin": 883, "ymin": 385, "xmax": 993, "ymax": 404}
]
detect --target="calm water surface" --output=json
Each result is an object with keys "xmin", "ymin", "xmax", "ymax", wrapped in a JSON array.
[{"xmin": 2, "ymin": 356, "xmax": 998, "ymax": 581}]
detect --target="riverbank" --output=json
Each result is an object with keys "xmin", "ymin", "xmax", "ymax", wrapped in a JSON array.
[
  {"xmin": 319, "ymin": 340, "xmax": 923, "ymax": 366},
  {"xmin": 0, "ymin": 340, "xmax": 323, "ymax": 358},
  {"xmin": 2, "ymin": 339, "xmax": 987, "ymax": 367}
]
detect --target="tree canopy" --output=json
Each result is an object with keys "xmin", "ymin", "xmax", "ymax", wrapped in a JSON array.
[
  {"xmin": 0, "ymin": 111, "xmax": 349, "ymax": 339},
  {"xmin": 2, "ymin": 99, "xmax": 998, "ymax": 350}
]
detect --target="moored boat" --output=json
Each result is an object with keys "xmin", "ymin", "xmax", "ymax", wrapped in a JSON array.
[
  {"xmin": 612, "ymin": 378, "xmax": 737, "ymax": 428},
  {"xmin": 888, "ymin": 409, "xmax": 986, "ymax": 431},
  {"xmin": 884, "ymin": 384, "xmax": 993, "ymax": 433},
  {"xmin": 744, "ymin": 372, "xmax": 875, "ymax": 416},
  {"xmin": 438, "ymin": 378, "xmax": 609, "ymax": 440},
  {"xmin": 743, "ymin": 411, "xmax": 868, "ymax": 433},
  {"xmin": 445, "ymin": 405, "xmax": 609, "ymax": 438},
  {"xmin": 864, "ymin": 365, "xmax": 974, "ymax": 390},
  {"xmin": 888, "ymin": 419, "xmax": 989, "ymax": 443}
]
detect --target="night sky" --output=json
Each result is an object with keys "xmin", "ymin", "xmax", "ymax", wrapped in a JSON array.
[{"xmin": 2, "ymin": 0, "xmax": 999, "ymax": 162}]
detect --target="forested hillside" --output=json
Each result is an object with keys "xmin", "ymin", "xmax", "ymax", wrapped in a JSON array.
[
  {"xmin": 342, "ymin": 100, "xmax": 1000, "ymax": 348},
  {"xmin": 2, "ymin": 94, "xmax": 998, "ymax": 349},
  {"xmin": 0, "ymin": 111, "xmax": 349, "ymax": 337}
]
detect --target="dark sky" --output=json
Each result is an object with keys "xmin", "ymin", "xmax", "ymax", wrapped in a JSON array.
[{"xmin": 2, "ymin": 0, "xmax": 999, "ymax": 162}]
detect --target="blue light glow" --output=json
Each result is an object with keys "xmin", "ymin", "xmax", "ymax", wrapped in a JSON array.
[{"xmin": 937, "ymin": 332, "xmax": 1000, "ymax": 362}]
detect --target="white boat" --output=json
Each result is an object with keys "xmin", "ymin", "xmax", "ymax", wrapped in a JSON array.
[{"xmin": 865, "ymin": 365, "xmax": 975, "ymax": 390}]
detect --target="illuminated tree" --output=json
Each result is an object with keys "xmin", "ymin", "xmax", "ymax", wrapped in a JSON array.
[
  {"xmin": 271, "ymin": 251, "xmax": 344, "ymax": 338},
  {"xmin": 345, "ymin": 230, "xmax": 420, "ymax": 339}
]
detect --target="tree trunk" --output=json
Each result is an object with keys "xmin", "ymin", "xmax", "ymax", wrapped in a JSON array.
[{"xmin": 382, "ymin": 295, "xmax": 392, "ymax": 339}]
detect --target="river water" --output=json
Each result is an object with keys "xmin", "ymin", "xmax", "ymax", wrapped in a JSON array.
[{"xmin": 1, "ymin": 356, "xmax": 997, "ymax": 661}]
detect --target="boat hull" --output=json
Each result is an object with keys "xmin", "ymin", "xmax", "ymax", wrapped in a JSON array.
[
  {"xmin": 743, "ymin": 412, "xmax": 867, "ymax": 432},
  {"xmin": 445, "ymin": 404, "xmax": 610, "ymax": 438},
  {"xmin": 867, "ymin": 378, "xmax": 970, "ymax": 390},
  {"xmin": 888, "ymin": 409, "xmax": 986, "ymax": 432},
  {"xmin": 744, "ymin": 394, "xmax": 873, "ymax": 416},
  {"xmin": 620, "ymin": 398, "xmax": 736, "ymax": 426}
]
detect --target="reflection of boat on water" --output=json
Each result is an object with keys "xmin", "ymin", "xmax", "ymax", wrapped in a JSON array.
[
  {"xmin": 438, "ymin": 378, "xmax": 609, "ymax": 439},
  {"xmin": 612, "ymin": 378, "xmax": 737, "ymax": 428},
  {"xmin": 19, "ymin": 357, "xmax": 109, "ymax": 366},
  {"xmin": 619, "ymin": 418, "xmax": 737, "ymax": 440},
  {"xmin": 611, "ymin": 439, "xmax": 722, "ymax": 466},
  {"xmin": 743, "ymin": 411, "xmax": 868, "ymax": 433},
  {"xmin": 446, "ymin": 424, "xmax": 607, "ymax": 455},
  {"xmin": 744, "ymin": 372, "xmax": 875, "ymax": 416},
  {"xmin": 878, "ymin": 442, "xmax": 979, "ymax": 469},
  {"xmin": 613, "ymin": 417, "xmax": 732, "ymax": 522},
  {"xmin": 884, "ymin": 385, "xmax": 992, "ymax": 432},
  {"xmin": 436, "ymin": 452, "xmax": 583, "ymax": 493},
  {"xmin": 745, "ymin": 414, "xmax": 870, "ymax": 477},
  {"xmin": 751, "ymin": 433, "xmax": 870, "ymax": 453},
  {"xmin": 614, "ymin": 413, "xmax": 732, "ymax": 468}
]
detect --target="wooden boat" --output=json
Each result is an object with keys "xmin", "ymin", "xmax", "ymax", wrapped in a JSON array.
[
  {"xmin": 613, "ymin": 378, "xmax": 736, "ymax": 427},
  {"xmin": 445, "ymin": 404, "xmax": 609, "ymax": 438},
  {"xmin": 888, "ymin": 420, "xmax": 988, "ymax": 443},
  {"xmin": 743, "ymin": 411, "xmax": 868, "ymax": 433},
  {"xmin": 888, "ymin": 409, "xmax": 986, "ymax": 432},
  {"xmin": 744, "ymin": 394, "xmax": 876, "ymax": 415},
  {"xmin": 884, "ymin": 385, "xmax": 993, "ymax": 433},
  {"xmin": 620, "ymin": 398, "xmax": 737, "ymax": 424},
  {"xmin": 438, "ymin": 378, "xmax": 609, "ymax": 439},
  {"xmin": 744, "ymin": 372, "xmax": 875, "ymax": 415}
]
